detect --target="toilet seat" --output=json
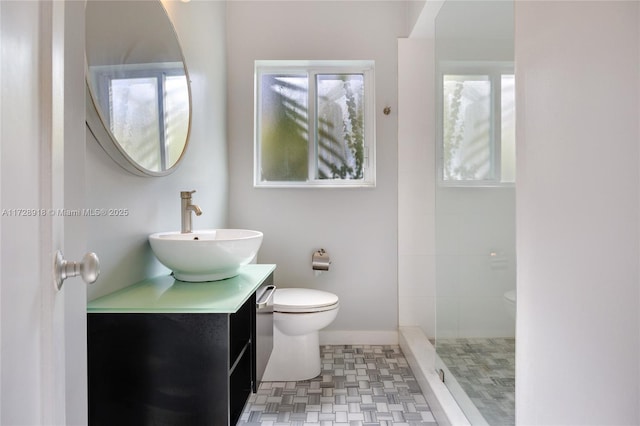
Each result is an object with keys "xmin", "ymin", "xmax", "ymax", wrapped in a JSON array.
[{"xmin": 274, "ymin": 288, "xmax": 339, "ymax": 313}]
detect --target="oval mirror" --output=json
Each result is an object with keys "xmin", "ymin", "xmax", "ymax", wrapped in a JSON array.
[{"xmin": 85, "ymin": 0, "xmax": 191, "ymax": 177}]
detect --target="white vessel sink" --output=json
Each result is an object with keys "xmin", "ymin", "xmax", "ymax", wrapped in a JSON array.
[{"xmin": 149, "ymin": 229, "xmax": 263, "ymax": 282}]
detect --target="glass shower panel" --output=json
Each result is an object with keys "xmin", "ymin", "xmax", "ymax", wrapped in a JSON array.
[{"xmin": 434, "ymin": 1, "xmax": 516, "ymax": 425}]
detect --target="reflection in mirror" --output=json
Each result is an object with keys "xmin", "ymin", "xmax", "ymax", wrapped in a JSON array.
[{"xmin": 85, "ymin": 0, "xmax": 191, "ymax": 176}]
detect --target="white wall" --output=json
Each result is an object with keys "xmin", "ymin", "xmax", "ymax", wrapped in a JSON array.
[
  {"xmin": 86, "ymin": 1, "xmax": 228, "ymax": 299},
  {"xmin": 515, "ymin": 2, "xmax": 640, "ymax": 424},
  {"xmin": 227, "ymin": 1, "xmax": 408, "ymax": 341},
  {"xmin": 398, "ymin": 38, "xmax": 437, "ymax": 338},
  {"xmin": 407, "ymin": 0, "xmax": 427, "ymax": 36},
  {"xmin": 436, "ymin": 187, "xmax": 516, "ymax": 339}
]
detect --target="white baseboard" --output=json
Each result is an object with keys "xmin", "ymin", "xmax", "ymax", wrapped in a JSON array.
[{"xmin": 319, "ymin": 330, "xmax": 399, "ymax": 345}]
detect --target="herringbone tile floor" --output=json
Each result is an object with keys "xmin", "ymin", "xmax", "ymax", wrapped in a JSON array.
[{"xmin": 239, "ymin": 345, "xmax": 437, "ymax": 425}]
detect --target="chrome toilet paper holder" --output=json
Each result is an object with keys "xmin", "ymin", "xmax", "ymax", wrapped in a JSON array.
[{"xmin": 312, "ymin": 248, "xmax": 331, "ymax": 271}]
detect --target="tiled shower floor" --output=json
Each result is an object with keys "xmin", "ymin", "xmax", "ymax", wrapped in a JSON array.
[
  {"xmin": 239, "ymin": 345, "xmax": 437, "ymax": 425},
  {"xmin": 436, "ymin": 338, "xmax": 515, "ymax": 425}
]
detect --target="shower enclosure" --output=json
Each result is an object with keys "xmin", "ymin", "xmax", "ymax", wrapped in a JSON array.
[{"xmin": 434, "ymin": 1, "xmax": 516, "ymax": 424}]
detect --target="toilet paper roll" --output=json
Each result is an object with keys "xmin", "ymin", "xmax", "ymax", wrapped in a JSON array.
[{"xmin": 312, "ymin": 249, "xmax": 331, "ymax": 271}]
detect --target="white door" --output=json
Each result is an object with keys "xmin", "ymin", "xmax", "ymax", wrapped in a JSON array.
[{"xmin": 0, "ymin": 1, "xmax": 88, "ymax": 424}]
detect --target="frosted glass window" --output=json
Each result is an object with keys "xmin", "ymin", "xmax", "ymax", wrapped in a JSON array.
[
  {"xmin": 259, "ymin": 74, "xmax": 309, "ymax": 181},
  {"xmin": 501, "ymin": 74, "xmax": 516, "ymax": 183},
  {"xmin": 443, "ymin": 75, "xmax": 492, "ymax": 181},
  {"xmin": 92, "ymin": 63, "xmax": 189, "ymax": 173},
  {"xmin": 440, "ymin": 66, "xmax": 515, "ymax": 186},
  {"xmin": 164, "ymin": 75, "xmax": 190, "ymax": 167},
  {"xmin": 110, "ymin": 77, "xmax": 161, "ymax": 171},
  {"xmin": 316, "ymin": 74, "xmax": 364, "ymax": 180},
  {"xmin": 255, "ymin": 61, "xmax": 375, "ymax": 187}
]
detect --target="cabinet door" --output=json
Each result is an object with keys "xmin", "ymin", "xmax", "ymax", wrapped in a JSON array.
[{"xmin": 88, "ymin": 313, "xmax": 229, "ymax": 426}]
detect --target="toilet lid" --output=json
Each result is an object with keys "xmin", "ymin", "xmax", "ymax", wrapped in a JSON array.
[
  {"xmin": 274, "ymin": 288, "xmax": 339, "ymax": 313},
  {"xmin": 504, "ymin": 289, "xmax": 516, "ymax": 303}
]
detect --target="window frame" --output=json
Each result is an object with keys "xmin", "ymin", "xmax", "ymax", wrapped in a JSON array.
[
  {"xmin": 254, "ymin": 60, "xmax": 376, "ymax": 188},
  {"xmin": 436, "ymin": 61, "xmax": 515, "ymax": 187},
  {"xmin": 89, "ymin": 62, "xmax": 187, "ymax": 171}
]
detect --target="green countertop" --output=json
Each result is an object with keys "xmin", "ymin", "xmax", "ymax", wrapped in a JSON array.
[{"xmin": 87, "ymin": 264, "xmax": 276, "ymax": 314}]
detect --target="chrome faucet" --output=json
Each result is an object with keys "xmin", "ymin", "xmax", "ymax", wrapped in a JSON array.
[{"xmin": 180, "ymin": 190, "xmax": 202, "ymax": 233}]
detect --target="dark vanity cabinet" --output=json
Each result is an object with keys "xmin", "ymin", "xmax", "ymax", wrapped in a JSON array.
[{"xmin": 87, "ymin": 265, "xmax": 275, "ymax": 426}]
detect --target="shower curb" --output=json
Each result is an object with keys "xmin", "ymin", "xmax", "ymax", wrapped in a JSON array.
[{"xmin": 399, "ymin": 326, "xmax": 470, "ymax": 426}]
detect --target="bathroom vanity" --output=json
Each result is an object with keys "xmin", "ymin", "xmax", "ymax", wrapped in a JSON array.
[{"xmin": 87, "ymin": 264, "xmax": 276, "ymax": 426}]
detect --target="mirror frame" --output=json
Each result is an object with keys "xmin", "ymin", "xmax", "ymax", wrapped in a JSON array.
[{"xmin": 85, "ymin": 0, "xmax": 192, "ymax": 177}]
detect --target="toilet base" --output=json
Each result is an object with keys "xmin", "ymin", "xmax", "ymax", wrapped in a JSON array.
[{"xmin": 261, "ymin": 327, "xmax": 321, "ymax": 382}]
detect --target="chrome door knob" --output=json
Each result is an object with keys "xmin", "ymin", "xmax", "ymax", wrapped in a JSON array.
[{"xmin": 54, "ymin": 250, "xmax": 100, "ymax": 290}]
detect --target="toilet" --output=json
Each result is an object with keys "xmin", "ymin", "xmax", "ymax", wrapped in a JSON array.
[
  {"xmin": 262, "ymin": 288, "xmax": 339, "ymax": 382},
  {"xmin": 503, "ymin": 289, "xmax": 516, "ymax": 320}
]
